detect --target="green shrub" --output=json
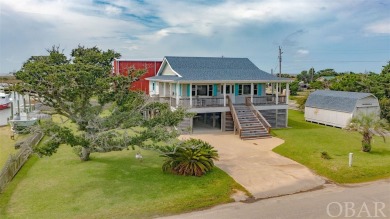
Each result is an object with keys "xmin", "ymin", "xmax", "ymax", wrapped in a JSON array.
[
  {"xmin": 161, "ymin": 138, "xmax": 219, "ymax": 176},
  {"xmin": 296, "ymin": 94, "xmax": 309, "ymax": 110},
  {"xmin": 321, "ymin": 151, "xmax": 332, "ymax": 160},
  {"xmin": 362, "ymin": 142, "xmax": 371, "ymax": 152}
]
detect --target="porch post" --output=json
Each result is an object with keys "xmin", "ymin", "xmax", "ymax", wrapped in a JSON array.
[
  {"xmin": 169, "ymin": 83, "xmax": 172, "ymax": 107},
  {"xmin": 251, "ymin": 83, "xmax": 254, "ymax": 103},
  {"xmin": 223, "ymin": 83, "xmax": 226, "ymax": 107},
  {"xmin": 176, "ymin": 82, "xmax": 179, "ymax": 106},
  {"xmin": 163, "ymin": 83, "xmax": 166, "ymax": 97},
  {"xmin": 286, "ymin": 83, "xmax": 289, "ymax": 104},
  {"xmin": 190, "ymin": 83, "xmax": 193, "ymax": 107},
  {"xmin": 276, "ymin": 83, "xmax": 279, "ymax": 104}
]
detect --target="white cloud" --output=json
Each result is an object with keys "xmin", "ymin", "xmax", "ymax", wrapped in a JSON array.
[
  {"xmin": 296, "ymin": 49, "xmax": 309, "ymax": 56},
  {"xmin": 105, "ymin": 5, "xmax": 122, "ymax": 16},
  {"xmin": 364, "ymin": 20, "xmax": 390, "ymax": 34},
  {"xmin": 147, "ymin": 0, "xmax": 350, "ymax": 37},
  {"xmin": 0, "ymin": 0, "xmax": 388, "ymax": 74}
]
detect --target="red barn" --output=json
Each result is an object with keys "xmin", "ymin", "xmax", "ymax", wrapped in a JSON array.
[{"xmin": 112, "ymin": 59, "xmax": 162, "ymax": 94}]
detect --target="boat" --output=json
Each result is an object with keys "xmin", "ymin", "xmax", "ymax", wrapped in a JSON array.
[
  {"xmin": 9, "ymin": 112, "xmax": 38, "ymax": 131},
  {"xmin": 0, "ymin": 88, "xmax": 11, "ymax": 110},
  {"xmin": 9, "ymin": 112, "xmax": 38, "ymax": 126}
]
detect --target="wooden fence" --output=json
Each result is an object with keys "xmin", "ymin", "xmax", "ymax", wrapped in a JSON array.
[{"xmin": 0, "ymin": 132, "xmax": 43, "ymax": 192}]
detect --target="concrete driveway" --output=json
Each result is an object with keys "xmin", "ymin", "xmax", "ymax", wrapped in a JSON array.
[{"xmin": 180, "ymin": 132, "xmax": 325, "ymax": 200}]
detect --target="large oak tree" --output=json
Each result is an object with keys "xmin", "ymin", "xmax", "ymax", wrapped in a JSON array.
[{"xmin": 16, "ymin": 46, "xmax": 187, "ymax": 161}]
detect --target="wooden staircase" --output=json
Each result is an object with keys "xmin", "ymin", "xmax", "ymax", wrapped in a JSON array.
[
  {"xmin": 225, "ymin": 112, "xmax": 234, "ymax": 131},
  {"xmin": 233, "ymin": 105, "xmax": 271, "ymax": 139}
]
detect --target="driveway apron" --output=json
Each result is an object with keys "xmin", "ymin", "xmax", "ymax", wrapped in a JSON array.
[{"xmin": 180, "ymin": 133, "xmax": 325, "ymax": 199}]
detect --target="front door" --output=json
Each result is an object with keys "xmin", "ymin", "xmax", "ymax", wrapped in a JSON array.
[{"xmin": 226, "ymin": 84, "xmax": 235, "ymax": 104}]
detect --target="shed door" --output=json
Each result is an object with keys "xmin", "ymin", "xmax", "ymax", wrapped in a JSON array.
[{"xmin": 355, "ymin": 107, "xmax": 379, "ymax": 115}]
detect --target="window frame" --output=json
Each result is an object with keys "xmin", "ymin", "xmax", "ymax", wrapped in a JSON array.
[
  {"xmin": 238, "ymin": 84, "xmax": 258, "ymax": 95},
  {"xmin": 192, "ymin": 84, "xmax": 213, "ymax": 97}
]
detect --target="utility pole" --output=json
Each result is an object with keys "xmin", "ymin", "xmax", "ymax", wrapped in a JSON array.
[
  {"xmin": 278, "ymin": 46, "xmax": 283, "ymax": 78},
  {"xmin": 278, "ymin": 46, "xmax": 283, "ymax": 94}
]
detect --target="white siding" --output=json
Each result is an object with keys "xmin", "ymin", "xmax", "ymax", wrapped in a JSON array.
[
  {"xmin": 354, "ymin": 96, "xmax": 380, "ymax": 116},
  {"xmin": 305, "ymin": 107, "xmax": 352, "ymax": 128},
  {"xmin": 161, "ymin": 64, "xmax": 176, "ymax": 75},
  {"xmin": 182, "ymin": 84, "xmax": 188, "ymax": 97},
  {"xmin": 355, "ymin": 96, "xmax": 379, "ymax": 108},
  {"xmin": 149, "ymin": 81, "xmax": 159, "ymax": 96}
]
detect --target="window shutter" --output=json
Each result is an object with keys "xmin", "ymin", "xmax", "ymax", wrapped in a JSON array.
[
  {"xmin": 258, "ymin": 84, "xmax": 262, "ymax": 96},
  {"xmin": 235, "ymin": 84, "xmax": 239, "ymax": 96}
]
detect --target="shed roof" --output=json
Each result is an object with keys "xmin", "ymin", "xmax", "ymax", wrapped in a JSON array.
[
  {"xmin": 147, "ymin": 56, "xmax": 292, "ymax": 82},
  {"xmin": 305, "ymin": 90, "xmax": 375, "ymax": 113}
]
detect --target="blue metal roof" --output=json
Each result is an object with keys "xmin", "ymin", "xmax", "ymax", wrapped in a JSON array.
[
  {"xmin": 150, "ymin": 56, "xmax": 290, "ymax": 82},
  {"xmin": 305, "ymin": 90, "xmax": 375, "ymax": 113}
]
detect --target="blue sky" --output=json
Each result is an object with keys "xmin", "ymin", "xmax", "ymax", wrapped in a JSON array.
[{"xmin": 0, "ymin": 0, "xmax": 389, "ymax": 75}]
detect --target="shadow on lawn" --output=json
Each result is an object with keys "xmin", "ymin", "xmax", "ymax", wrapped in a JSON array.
[
  {"xmin": 368, "ymin": 149, "xmax": 390, "ymax": 156},
  {"xmin": 287, "ymin": 119, "xmax": 326, "ymax": 130}
]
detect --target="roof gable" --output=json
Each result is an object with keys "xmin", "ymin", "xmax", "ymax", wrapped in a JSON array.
[{"xmin": 305, "ymin": 90, "xmax": 375, "ymax": 113}]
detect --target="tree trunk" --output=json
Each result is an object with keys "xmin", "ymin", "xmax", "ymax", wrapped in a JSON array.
[
  {"xmin": 361, "ymin": 132, "xmax": 372, "ymax": 152},
  {"xmin": 81, "ymin": 147, "xmax": 91, "ymax": 161}
]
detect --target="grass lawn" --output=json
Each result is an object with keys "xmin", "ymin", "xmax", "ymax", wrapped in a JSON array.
[
  {"xmin": 0, "ymin": 143, "xmax": 244, "ymax": 219},
  {"xmin": 272, "ymin": 110, "xmax": 390, "ymax": 183},
  {"xmin": 0, "ymin": 126, "xmax": 28, "ymax": 168},
  {"xmin": 0, "ymin": 126, "xmax": 16, "ymax": 168}
]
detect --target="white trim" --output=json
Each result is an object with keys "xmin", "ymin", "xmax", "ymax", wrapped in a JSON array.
[
  {"xmin": 145, "ymin": 78, "xmax": 176, "ymax": 82},
  {"xmin": 156, "ymin": 57, "xmax": 168, "ymax": 76},
  {"xmin": 166, "ymin": 61, "xmax": 182, "ymax": 77},
  {"xmin": 276, "ymin": 83, "xmax": 279, "ymax": 105},
  {"xmin": 156, "ymin": 58, "xmax": 182, "ymax": 78},
  {"xmin": 223, "ymin": 83, "xmax": 226, "ymax": 107},
  {"xmin": 185, "ymin": 104, "xmax": 288, "ymax": 113},
  {"xmin": 145, "ymin": 79, "xmax": 293, "ymax": 83},
  {"xmin": 190, "ymin": 83, "xmax": 193, "ymax": 107},
  {"xmin": 176, "ymin": 82, "xmax": 180, "ymax": 106},
  {"xmin": 251, "ymin": 83, "xmax": 254, "ymax": 103},
  {"xmin": 163, "ymin": 83, "xmax": 166, "ymax": 96},
  {"xmin": 114, "ymin": 58, "xmax": 162, "ymax": 62},
  {"xmin": 170, "ymin": 83, "xmax": 172, "ymax": 97},
  {"xmin": 286, "ymin": 83, "xmax": 290, "ymax": 105}
]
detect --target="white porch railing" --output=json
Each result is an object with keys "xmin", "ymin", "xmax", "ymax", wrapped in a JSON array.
[
  {"xmin": 151, "ymin": 95, "xmax": 286, "ymax": 108},
  {"xmin": 170, "ymin": 97, "xmax": 224, "ymax": 108},
  {"xmin": 251, "ymin": 95, "xmax": 286, "ymax": 105}
]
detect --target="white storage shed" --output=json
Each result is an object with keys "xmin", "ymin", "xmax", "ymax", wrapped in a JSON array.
[{"xmin": 305, "ymin": 90, "xmax": 380, "ymax": 128}]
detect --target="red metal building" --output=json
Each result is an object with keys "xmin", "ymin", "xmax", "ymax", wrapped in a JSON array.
[{"xmin": 113, "ymin": 59, "xmax": 162, "ymax": 94}]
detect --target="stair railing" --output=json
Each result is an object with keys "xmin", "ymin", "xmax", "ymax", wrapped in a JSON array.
[
  {"xmin": 227, "ymin": 95, "xmax": 243, "ymax": 139},
  {"xmin": 245, "ymin": 97, "xmax": 272, "ymax": 133}
]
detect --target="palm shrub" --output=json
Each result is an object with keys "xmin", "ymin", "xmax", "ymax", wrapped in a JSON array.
[
  {"xmin": 160, "ymin": 139, "xmax": 219, "ymax": 176},
  {"xmin": 346, "ymin": 112, "xmax": 389, "ymax": 152}
]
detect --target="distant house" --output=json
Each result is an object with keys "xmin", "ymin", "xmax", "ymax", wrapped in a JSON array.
[
  {"xmin": 112, "ymin": 59, "xmax": 162, "ymax": 94},
  {"xmin": 316, "ymin": 76, "xmax": 335, "ymax": 82},
  {"xmin": 146, "ymin": 56, "xmax": 293, "ymax": 139},
  {"xmin": 305, "ymin": 90, "xmax": 380, "ymax": 128}
]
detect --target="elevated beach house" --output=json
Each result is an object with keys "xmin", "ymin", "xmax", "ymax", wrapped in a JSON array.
[{"xmin": 146, "ymin": 56, "xmax": 293, "ymax": 139}]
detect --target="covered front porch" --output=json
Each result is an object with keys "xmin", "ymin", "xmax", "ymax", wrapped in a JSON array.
[{"xmin": 149, "ymin": 81, "xmax": 290, "ymax": 108}]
